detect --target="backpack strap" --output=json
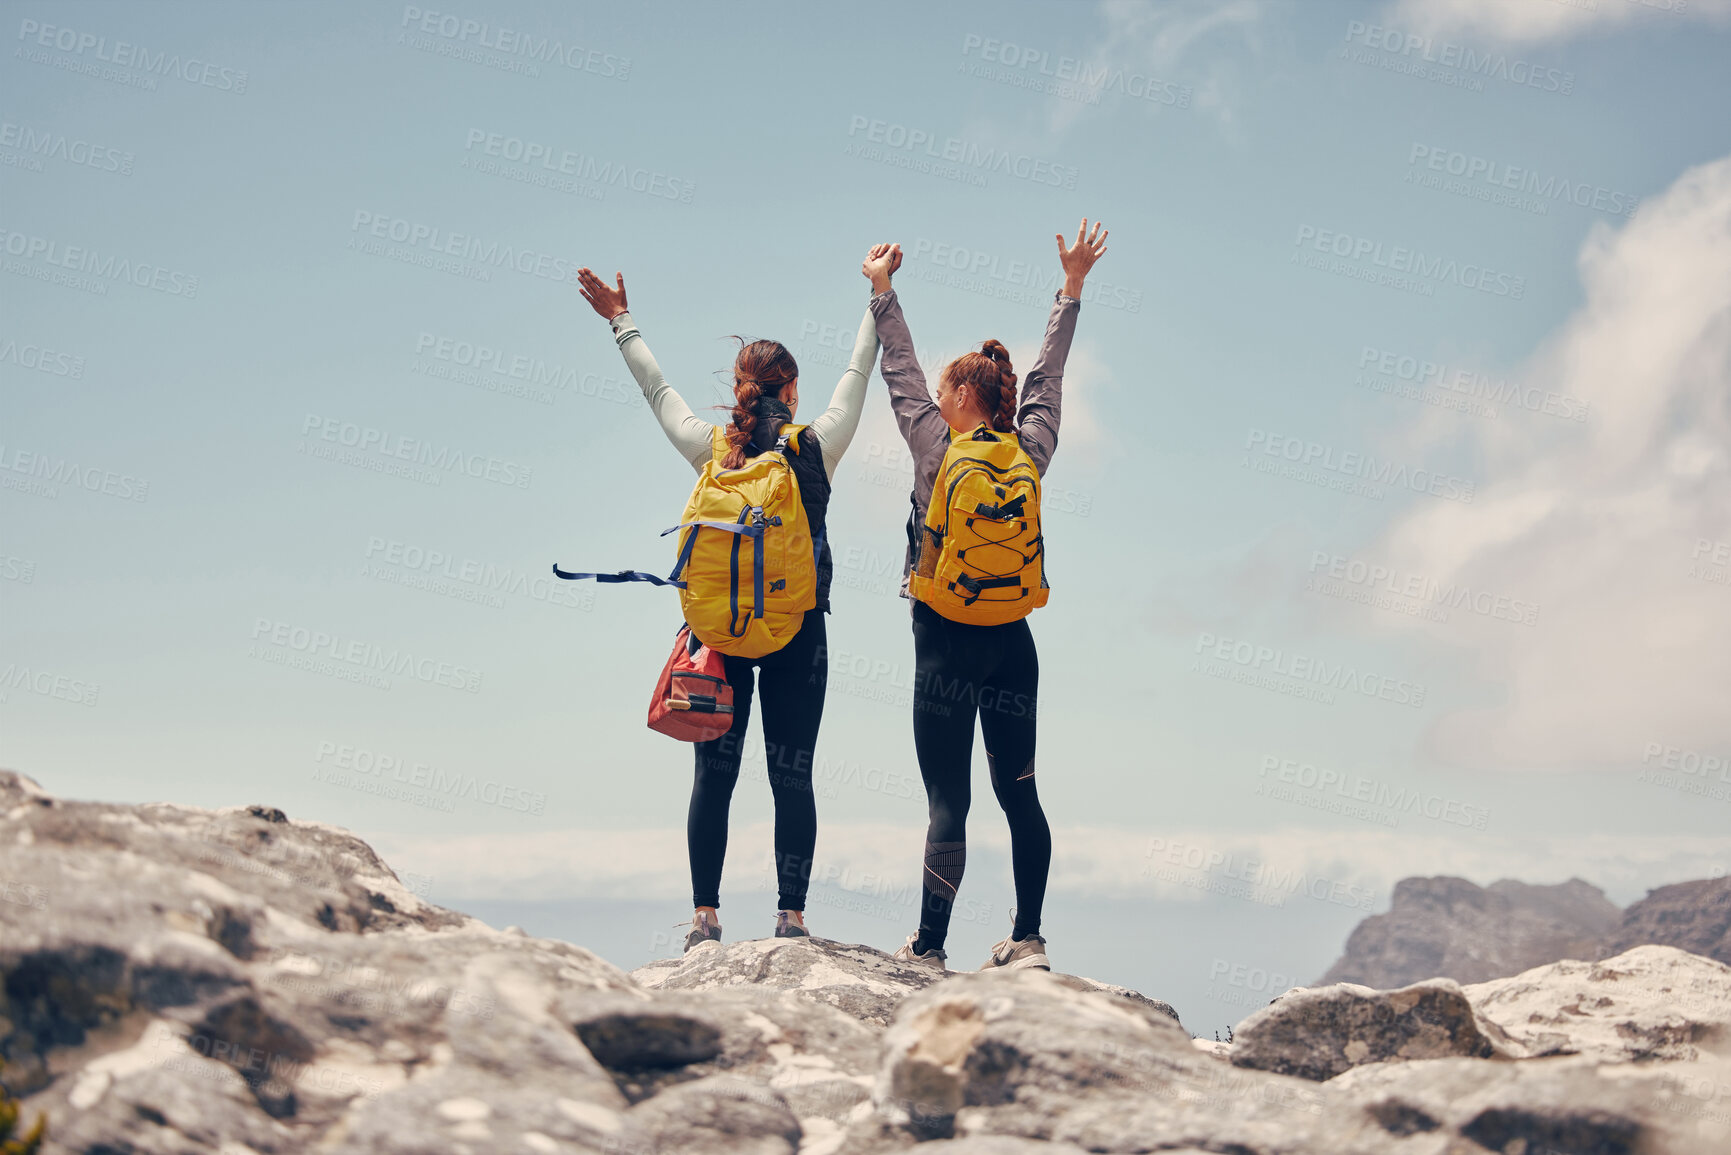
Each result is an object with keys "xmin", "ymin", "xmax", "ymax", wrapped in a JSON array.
[
  {"xmin": 712, "ymin": 422, "xmax": 806, "ymax": 465},
  {"xmin": 777, "ymin": 424, "xmax": 807, "ymax": 455},
  {"xmin": 951, "ymin": 573, "xmax": 1028, "ymax": 606},
  {"xmin": 554, "ymin": 522, "xmax": 702, "ymax": 587},
  {"xmin": 551, "ymin": 566, "xmax": 686, "ymax": 587},
  {"xmin": 551, "ymin": 509, "xmax": 777, "ymax": 589}
]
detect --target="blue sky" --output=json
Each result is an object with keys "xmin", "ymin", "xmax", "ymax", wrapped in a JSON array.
[{"xmin": 4, "ymin": 0, "xmax": 1729, "ymax": 1024}]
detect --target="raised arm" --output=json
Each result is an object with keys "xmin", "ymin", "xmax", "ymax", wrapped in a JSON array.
[
  {"xmin": 803, "ymin": 304, "xmax": 880, "ymax": 478},
  {"xmin": 577, "ymin": 268, "xmax": 712, "ymax": 473},
  {"xmin": 863, "ymin": 245, "xmax": 952, "ymax": 501},
  {"xmin": 1017, "ymin": 219, "xmax": 1107, "ymax": 475}
]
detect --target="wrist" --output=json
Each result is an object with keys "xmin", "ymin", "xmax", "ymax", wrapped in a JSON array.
[
  {"xmin": 1062, "ymin": 276, "xmax": 1085, "ymax": 299},
  {"xmin": 870, "ymin": 276, "xmax": 893, "ymax": 296}
]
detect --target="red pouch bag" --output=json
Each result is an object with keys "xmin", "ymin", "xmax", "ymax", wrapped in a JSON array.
[{"xmin": 648, "ymin": 624, "xmax": 735, "ymax": 742}]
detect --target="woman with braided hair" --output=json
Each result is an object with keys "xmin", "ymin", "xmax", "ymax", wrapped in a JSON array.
[
  {"xmin": 861, "ymin": 221, "xmax": 1109, "ymax": 973},
  {"xmin": 575, "ymin": 265, "xmax": 880, "ymax": 951}
]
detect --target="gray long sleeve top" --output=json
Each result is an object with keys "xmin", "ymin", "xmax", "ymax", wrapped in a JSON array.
[
  {"xmin": 869, "ymin": 287, "xmax": 1081, "ymax": 581},
  {"xmin": 607, "ymin": 307, "xmax": 880, "ymax": 478}
]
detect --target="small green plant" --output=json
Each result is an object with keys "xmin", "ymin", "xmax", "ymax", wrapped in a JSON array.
[{"xmin": 0, "ymin": 1060, "xmax": 46, "ymax": 1155}]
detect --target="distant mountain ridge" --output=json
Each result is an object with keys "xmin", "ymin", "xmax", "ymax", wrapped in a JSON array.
[
  {"xmin": 1602, "ymin": 874, "xmax": 1731, "ymax": 962},
  {"xmin": 1321, "ymin": 873, "xmax": 1731, "ymax": 988}
]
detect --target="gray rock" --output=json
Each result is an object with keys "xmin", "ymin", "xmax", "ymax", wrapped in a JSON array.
[
  {"xmin": 1190, "ymin": 1036, "xmax": 1233, "ymax": 1061},
  {"xmin": 1065, "ymin": 976, "xmax": 1183, "ymax": 1024},
  {"xmin": 1230, "ymin": 977, "xmax": 1515, "ymax": 1081},
  {"xmin": 1328, "ymin": 1053, "xmax": 1731, "ymax": 1155},
  {"xmin": 8, "ymin": 768, "xmax": 1731, "ymax": 1155},
  {"xmin": 571, "ymin": 984, "xmax": 882, "ymax": 1142},
  {"xmin": 0, "ymin": 771, "xmax": 696, "ymax": 1155},
  {"xmin": 913, "ymin": 1140, "xmax": 1096, "ymax": 1154},
  {"xmin": 872, "ymin": 969, "xmax": 1243, "ymax": 1140},
  {"xmin": 867, "ymin": 968, "xmax": 1340, "ymax": 1152},
  {"xmin": 630, "ymin": 935, "xmax": 944, "ymax": 1027},
  {"xmin": 1464, "ymin": 944, "xmax": 1731, "ymax": 1062},
  {"xmin": 624, "ymin": 1074, "xmax": 802, "ymax": 1154},
  {"xmin": 567, "ymin": 994, "xmax": 725, "ymax": 1069}
]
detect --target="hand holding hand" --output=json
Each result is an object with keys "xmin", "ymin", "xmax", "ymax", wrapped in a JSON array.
[
  {"xmin": 577, "ymin": 267, "xmax": 629, "ymax": 321},
  {"xmin": 1055, "ymin": 219, "xmax": 1108, "ymax": 298},
  {"xmin": 862, "ymin": 243, "xmax": 902, "ymax": 295}
]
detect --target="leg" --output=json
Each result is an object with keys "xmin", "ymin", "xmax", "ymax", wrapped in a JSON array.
[
  {"xmin": 688, "ymin": 652, "xmax": 756, "ymax": 910},
  {"xmin": 756, "ymin": 610, "xmax": 827, "ymax": 911},
  {"xmin": 979, "ymin": 619, "xmax": 1049, "ymax": 940},
  {"xmin": 910, "ymin": 602, "xmax": 981, "ymax": 952}
]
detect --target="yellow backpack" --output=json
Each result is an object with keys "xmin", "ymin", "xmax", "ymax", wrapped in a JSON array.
[
  {"xmin": 555, "ymin": 425, "xmax": 818, "ymax": 659},
  {"xmin": 672, "ymin": 426, "xmax": 817, "ymax": 657},
  {"xmin": 909, "ymin": 423, "xmax": 1049, "ymax": 626}
]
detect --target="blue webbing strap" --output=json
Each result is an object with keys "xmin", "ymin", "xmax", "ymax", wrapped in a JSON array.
[{"xmin": 550, "ymin": 566, "xmax": 686, "ymax": 587}]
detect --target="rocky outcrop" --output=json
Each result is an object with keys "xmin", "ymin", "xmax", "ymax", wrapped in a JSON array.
[
  {"xmin": 633, "ymin": 937, "xmax": 947, "ymax": 1028},
  {"xmin": 1231, "ymin": 944, "xmax": 1731, "ymax": 1080},
  {"xmin": 1465, "ymin": 944, "xmax": 1731, "ymax": 1062},
  {"xmin": 1319, "ymin": 875, "xmax": 1621, "ymax": 988},
  {"xmin": 632, "ymin": 941, "xmax": 1181, "ymax": 1031},
  {"xmin": 1229, "ymin": 978, "xmax": 1516, "ymax": 1081},
  {"xmin": 5, "ymin": 769, "xmax": 1730, "ymax": 1155},
  {"xmin": 1602, "ymin": 875, "xmax": 1731, "ymax": 965}
]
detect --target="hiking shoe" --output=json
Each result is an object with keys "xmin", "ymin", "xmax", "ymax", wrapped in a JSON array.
[
  {"xmin": 683, "ymin": 909, "xmax": 722, "ymax": 953},
  {"xmin": 774, "ymin": 910, "xmax": 810, "ymax": 938},
  {"xmin": 980, "ymin": 933, "xmax": 1050, "ymax": 971},
  {"xmin": 892, "ymin": 933, "xmax": 947, "ymax": 971}
]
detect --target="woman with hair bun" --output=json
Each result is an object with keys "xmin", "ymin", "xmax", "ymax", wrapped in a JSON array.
[
  {"xmin": 861, "ymin": 221, "xmax": 1109, "ymax": 974},
  {"xmin": 575, "ymin": 264, "xmax": 880, "ymax": 952}
]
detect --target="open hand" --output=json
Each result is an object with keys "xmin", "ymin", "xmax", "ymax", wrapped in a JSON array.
[
  {"xmin": 1056, "ymin": 219, "xmax": 1108, "ymax": 297},
  {"xmin": 862, "ymin": 243, "xmax": 902, "ymax": 294},
  {"xmin": 577, "ymin": 267, "xmax": 629, "ymax": 321}
]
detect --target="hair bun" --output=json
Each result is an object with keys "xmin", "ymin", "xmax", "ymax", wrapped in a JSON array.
[{"xmin": 980, "ymin": 339, "xmax": 1008, "ymax": 362}]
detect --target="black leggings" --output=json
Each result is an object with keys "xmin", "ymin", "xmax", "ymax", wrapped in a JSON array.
[
  {"xmin": 910, "ymin": 600, "xmax": 1050, "ymax": 949},
  {"xmin": 689, "ymin": 609, "xmax": 827, "ymax": 912}
]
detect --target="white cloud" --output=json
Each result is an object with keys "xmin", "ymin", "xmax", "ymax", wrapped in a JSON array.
[
  {"xmin": 1048, "ymin": 0, "xmax": 1264, "ymax": 132},
  {"xmin": 1387, "ymin": 0, "xmax": 1731, "ymax": 45},
  {"xmin": 377, "ymin": 821, "xmax": 1727, "ymax": 910},
  {"xmin": 1366, "ymin": 154, "xmax": 1731, "ymax": 770},
  {"xmin": 375, "ymin": 820, "xmax": 922, "ymax": 902}
]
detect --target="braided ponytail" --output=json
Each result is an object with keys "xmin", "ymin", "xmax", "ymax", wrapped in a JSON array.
[
  {"xmin": 722, "ymin": 379, "xmax": 764, "ymax": 470},
  {"xmin": 720, "ymin": 339, "xmax": 799, "ymax": 470},
  {"xmin": 940, "ymin": 340, "xmax": 1019, "ymax": 434},
  {"xmin": 978, "ymin": 339, "xmax": 1019, "ymax": 433}
]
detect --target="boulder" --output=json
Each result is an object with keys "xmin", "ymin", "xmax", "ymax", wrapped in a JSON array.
[
  {"xmin": 1328, "ymin": 1052, "xmax": 1731, "ymax": 1155},
  {"xmin": 866, "ymin": 967, "xmax": 1325, "ymax": 1150},
  {"xmin": 0, "ymin": 772, "xmax": 820, "ymax": 1155},
  {"xmin": 622, "ymin": 1074, "xmax": 803, "ymax": 1154},
  {"xmin": 1464, "ymin": 944, "xmax": 1731, "ymax": 1062},
  {"xmin": 1230, "ymin": 977, "xmax": 1516, "ymax": 1081}
]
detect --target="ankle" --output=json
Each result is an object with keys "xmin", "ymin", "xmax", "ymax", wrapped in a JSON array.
[{"xmin": 780, "ymin": 909, "xmax": 805, "ymax": 925}]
